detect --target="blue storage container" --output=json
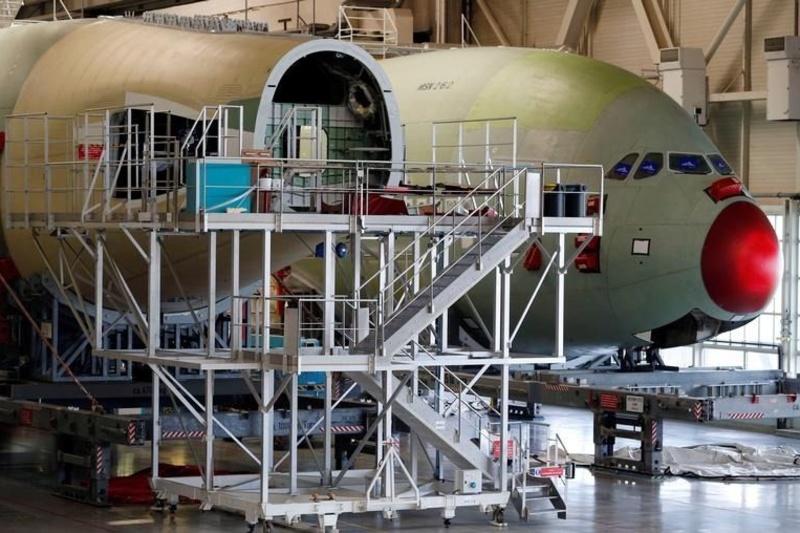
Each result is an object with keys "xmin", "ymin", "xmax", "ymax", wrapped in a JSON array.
[
  {"xmin": 186, "ymin": 161, "xmax": 253, "ymax": 213},
  {"xmin": 245, "ymin": 332, "xmax": 287, "ymax": 350}
]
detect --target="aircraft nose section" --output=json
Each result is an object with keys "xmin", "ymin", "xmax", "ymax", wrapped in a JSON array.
[{"xmin": 701, "ymin": 202, "xmax": 780, "ymax": 314}]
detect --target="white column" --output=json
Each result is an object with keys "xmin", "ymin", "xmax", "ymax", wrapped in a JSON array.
[
  {"xmin": 151, "ymin": 368, "xmax": 160, "ymax": 482},
  {"xmin": 205, "ymin": 369, "xmax": 215, "ymax": 491},
  {"xmin": 382, "ymin": 370, "xmax": 394, "ymax": 498},
  {"xmin": 147, "ymin": 231, "xmax": 161, "ymax": 357},
  {"xmin": 437, "ymin": 238, "xmax": 449, "ymax": 351},
  {"xmin": 261, "ymin": 230, "xmax": 271, "ymax": 355},
  {"xmin": 499, "ymin": 256, "xmax": 511, "ymax": 491},
  {"xmin": 385, "ymin": 231, "xmax": 395, "ymax": 314},
  {"xmin": 410, "ymin": 236, "xmax": 421, "ymax": 482},
  {"xmin": 259, "ymin": 368, "xmax": 273, "ymax": 507},
  {"xmin": 352, "ymin": 232, "xmax": 362, "ymax": 301},
  {"xmin": 782, "ymin": 200, "xmax": 799, "ymax": 377},
  {"xmin": 207, "ymin": 232, "xmax": 217, "ymax": 357},
  {"xmin": 493, "ymin": 266, "xmax": 502, "ymax": 353},
  {"xmin": 231, "ymin": 230, "xmax": 241, "ymax": 357},
  {"xmin": 94, "ymin": 235, "xmax": 104, "ymax": 351},
  {"xmin": 692, "ymin": 343, "xmax": 703, "ymax": 368},
  {"xmin": 555, "ymin": 233, "xmax": 566, "ymax": 360},
  {"xmin": 323, "ymin": 231, "xmax": 335, "ymax": 484},
  {"xmin": 323, "ymin": 231, "xmax": 335, "ymax": 353},
  {"xmin": 260, "ymin": 230, "xmax": 275, "ymax": 498},
  {"xmin": 289, "ymin": 373, "xmax": 298, "ymax": 495}
]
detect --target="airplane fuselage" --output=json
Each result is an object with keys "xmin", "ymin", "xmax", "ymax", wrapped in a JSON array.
[{"xmin": 0, "ymin": 19, "xmax": 779, "ymax": 357}]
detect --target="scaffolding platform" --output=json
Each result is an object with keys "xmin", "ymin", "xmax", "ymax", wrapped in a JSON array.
[{"xmin": 1, "ymin": 102, "xmax": 604, "ymax": 529}]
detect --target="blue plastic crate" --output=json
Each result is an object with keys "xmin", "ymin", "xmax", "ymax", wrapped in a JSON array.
[{"xmin": 186, "ymin": 161, "xmax": 253, "ymax": 213}]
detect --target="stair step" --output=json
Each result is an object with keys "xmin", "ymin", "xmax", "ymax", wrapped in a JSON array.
[
  {"xmin": 353, "ymin": 224, "xmax": 529, "ymax": 356},
  {"xmin": 392, "ymin": 301, "xmax": 426, "ymax": 314},
  {"xmin": 348, "ymin": 372, "xmax": 497, "ymax": 479},
  {"xmin": 524, "ymin": 509, "xmax": 562, "ymax": 516},
  {"xmin": 525, "ymin": 496, "xmax": 558, "ymax": 502},
  {"xmin": 516, "ymin": 487, "xmax": 550, "ymax": 494}
]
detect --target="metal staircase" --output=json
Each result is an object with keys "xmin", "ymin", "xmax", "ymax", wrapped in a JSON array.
[
  {"xmin": 348, "ymin": 371, "xmax": 498, "ymax": 480},
  {"xmin": 509, "ymin": 429, "xmax": 570, "ymax": 521},
  {"xmin": 512, "ymin": 476, "xmax": 567, "ymax": 520},
  {"xmin": 355, "ymin": 166, "xmax": 535, "ymax": 359},
  {"xmin": 345, "ymin": 167, "xmax": 538, "ymax": 485},
  {"xmin": 356, "ymin": 221, "xmax": 530, "ymax": 358},
  {"xmin": 0, "ymin": 0, "xmax": 23, "ymax": 28}
]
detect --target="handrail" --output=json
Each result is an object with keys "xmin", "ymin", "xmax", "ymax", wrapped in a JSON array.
[
  {"xmin": 195, "ymin": 107, "xmax": 220, "ymax": 158},
  {"xmin": 80, "ymin": 150, "xmax": 107, "ymax": 221},
  {"xmin": 414, "ymin": 365, "xmax": 488, "ymax": 439},
  {"xmin": 1, "ymin": 99, "xmax": 603, "ymax": 263},
  {"xmin": 265, "ymin": 106, "xmax": 322, "ymax": 158},
  {"xmin": 379, "ymin": 166, "xmax": 530, "ymax": 325},
  {"xmin": 409, "ymin": 339, "xmax": 501, "ymax": 418},
  {"xmin": 359, "ymin": 165, "xmax": 507, "ymax": 293},
  {"xmin": 554, "ymin": 432, "xmax": 570, "ymax": 462},
  {"xmin": 460, "ymin": 13, "xmax": 481, "ymax": 47},
  {"xmin": 337, "ymin": 4, "xmax": 398, "ymax": 46},
  {"xmin": 180, "ymin": 105, "xmax": 243, "ymax": 159},
  {"xmin": 180, "ymin": 107, "xmax": 206, "ymax": 154},
  {"xmin": 265, "ymin": 109, "xmax": 295, "ymax": 151}
]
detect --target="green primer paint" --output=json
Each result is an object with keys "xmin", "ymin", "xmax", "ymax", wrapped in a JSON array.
[{"xmin": 468, "ymin": 51, "xmax": 650, "ymax": 131}]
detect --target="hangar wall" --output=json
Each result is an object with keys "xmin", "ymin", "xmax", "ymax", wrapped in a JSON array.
[
  {"xmin": 148, "ymin": 0, "xmax": 798, "ymax": 195},
  {"xmin": 468, "ymin": 0, "xmax": 800, "ymax": 195}
]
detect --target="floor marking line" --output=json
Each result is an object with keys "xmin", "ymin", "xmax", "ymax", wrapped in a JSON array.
[{"xmin": 106, "ymin": 518, "xmax": 156, "ymax": 526}]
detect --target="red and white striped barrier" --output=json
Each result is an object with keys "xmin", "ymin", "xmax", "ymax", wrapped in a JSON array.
[
  {"xmin": 127, "ymin": 422, "xmax": 137, "ymax": 445},
  {"xmin": 330, "ymin": 425, "xmax": 365, "ymax": 434},
  {"xmin": 95, "ymin": 446, "xmax": 105, "ymax": 477},
  {"xmin": 725, "ymin": 412, "xmax": 765, "ymax": 421},
  {"xmin": 161, "ymin": 430, "xmax": 206, "ymax": 440}
]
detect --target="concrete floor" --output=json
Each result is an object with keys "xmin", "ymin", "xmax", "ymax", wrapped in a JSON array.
[{"xmin": 1, "ymin": 405, "xmax": 799, "ymax": 533}]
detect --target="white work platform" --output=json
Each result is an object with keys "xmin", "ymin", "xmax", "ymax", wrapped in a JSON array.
[
  {"xmin": 94, "ymin": 348, "xmax": 566, "ymax": 372},
  {"xmin": 6, "ymin": 211, "xmax": 598, "ymax": 236}
]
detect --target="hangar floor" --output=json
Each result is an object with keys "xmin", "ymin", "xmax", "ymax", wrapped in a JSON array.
[{"xmin": 1, "ymin": 406, "xmax": 799, "ymax": 533}]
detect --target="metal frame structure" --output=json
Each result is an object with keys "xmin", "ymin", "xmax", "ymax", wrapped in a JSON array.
[
  {"xmin": 337, "ymin": 4, "xmax": 399, "ymax": 58},
  {"xmin": 31, "ymin": 288, "xmax": 133, "ymax": 382},
  {"xmin": 2, "ymin": 102, "xmax": 604, "ymax": 530},
  {"xmin": 781, "ymin": 198, "xmax": 799, "ymax": 379},
  {"xmin": 0, "ymin": 395, "xmax": 367, "ymax": 507},
  {"xmin": 472, "ymin": 368, "xmax": 800, "ymax": 476},
  {"xmin": 0, "ymin": 0, "xmax": 22, "ymax": 28},
  {"xmin": 0, "ymin": 397, "xmax": 145, "ymax": 505}
]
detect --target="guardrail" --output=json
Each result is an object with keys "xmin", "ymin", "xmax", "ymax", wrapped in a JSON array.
[
  {"xmin": 337, "ymin": 5, "xmax": 399, "ymax": 48},
  {"xmin": 229, "ymin": 294, "xmax": 381, "ymax": 357},
  {"xmin": 2, "ymin": 104, "xmax": 603, "ymax": 242}
]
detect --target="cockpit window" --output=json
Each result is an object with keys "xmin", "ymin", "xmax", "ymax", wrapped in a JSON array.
[
  {"xmin": 606, "ymin": 153, "xmax": 638, "ymax": 180},
  {"xmin": 634, "ymin": 153, "xmax": 663, "ymax": 179},
  {"xmin": 708, "ymin": 154, "xmax": 733, "ymax": 175},
  {"xmin": 668, "ymin": 153, "xmax": 711, "ymax": 175}
]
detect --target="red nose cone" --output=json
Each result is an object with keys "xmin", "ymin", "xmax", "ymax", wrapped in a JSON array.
[{"xmin": 701, "ymin": 202, "xmax": 779, "ymax": 314}]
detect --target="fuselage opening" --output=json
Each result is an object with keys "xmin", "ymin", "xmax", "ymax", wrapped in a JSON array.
[{"xmin": 255, "ymin": 42, "xmax": 404, "ymax": 196}]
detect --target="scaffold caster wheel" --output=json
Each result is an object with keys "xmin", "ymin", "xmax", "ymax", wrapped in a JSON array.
[
  {"xmin": 443, "ymin": 518, "xmax": 451, "ymax": 528},
  {"xmin": 150, "ymin": 498, "xmax": 167, "ymax": 512},
  {"xmin": 491, "ymin": 507, "xmax": 506, "ymax": 527}
]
